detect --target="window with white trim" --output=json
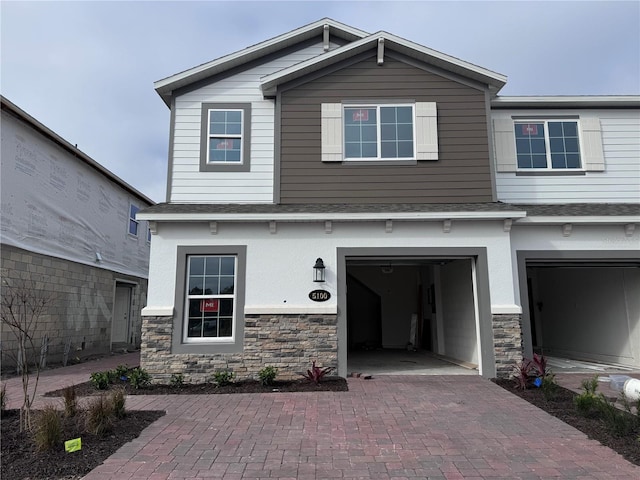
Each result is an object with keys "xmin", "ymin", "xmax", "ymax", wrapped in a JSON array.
[
  {"xmin": 128, "ymin": 204, "xmax": 139, "ymax": 236},
  {"xmin": 344, "ymin": 105, "xmax": 415, "ymax": 159},
  {"xmin": 184, "ymin": 255, "xmax": 236, "ymax": 341},
  {"xmin": 199, "ymin": 103, "xmax": 251, "ymax": 172},
  {"xmin": 321, "ymin": 102, "xmax": 438, "ymax": 162},
  {"xmin": 515, "ymin": 120, "xmax": 581, "ymax": 169}
]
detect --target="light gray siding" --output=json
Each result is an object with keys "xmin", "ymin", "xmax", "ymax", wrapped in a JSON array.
[{"xmin": 279, "ymin": 55, "xmax": 493, "ymax": 204}]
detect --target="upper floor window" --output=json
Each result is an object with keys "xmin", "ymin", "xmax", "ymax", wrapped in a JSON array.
[
  {"xmin": 128, "ymin": 204, "xmax": 139, "ymax": 236},
  {"xmin": 344, "ymin": 105, "xmax": 415, "ymax": 160},
  {"xmin": 199, "ymin": 103, "xmax": 251, "ymax": 172},
  {"xmin": 322, "ymin": 102, "xmax": 438, "ymax": 163},
  {"xmin": 515, "ymin": 120, "xmax": 581, "ymax": 169}
]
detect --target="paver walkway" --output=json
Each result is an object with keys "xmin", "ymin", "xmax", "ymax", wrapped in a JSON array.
[{"xmin": 3, "ymin": 355, "xmax": 639, "ymax": 479}]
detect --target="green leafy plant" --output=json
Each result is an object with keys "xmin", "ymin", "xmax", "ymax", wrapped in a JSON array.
[
  {"xmin": 302, "ymin": 361, "xmax": 332, "ymax": 385},
  {"xmin": 62, "ymin": 385, "xmax": 78, "ymax": 418},
  {"xmin": 110, "ymin": 387, "xmax": 126, "ymax": 419},
  {"xmin": 114, "ymin": 364, "xmax": 130, "ymax": 381},
  {"xmin": 258, "ymin": 366, "xmax": 278, "ymax": 386},
  {"xmin": 597, "ymin": 394, "xmax": 637, "ymax": 437},
  {"xmin": 541, "ymin": 373, "xmax": 559, "ymax": 401},
  {"xmin": 90, "ymin": 371, "xmax": 110, "ymax": 390},
  {"xmin": 85, "ymin": 394, "xmax": 115, "ymax": 436},
  {"xmin": 128, "ymin": 367, "xmax": 151, "ymax": 389},
  {"xmin": 170, "ymin": 373, "xmax": 184, "ymax": 388},
  {"xmin": 213, "ymin": 370, "xmax": 235, "ymax": 387},
  {"xmin": 33, "ymin": 405, "xmax": 62, "ymax": 451},
  {"xmin": 574, "ymin": 376, "xmax": 603, "ymax": 417}
]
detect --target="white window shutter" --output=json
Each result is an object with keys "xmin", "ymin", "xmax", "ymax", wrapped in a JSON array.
[
  {"xmin": 321, "ymin": 103, "xmax": 343, "ymax": 162},
  {"xmin": 493, "ymin": 119, "xmax": 517, "ymax": 172},
  {"xmin": 415, "ymin": 102, "xmax": 438, "ymax": 160},
  {"xmin": 580, "ymin": 117, "xmax": 605, "ymax": 171}
]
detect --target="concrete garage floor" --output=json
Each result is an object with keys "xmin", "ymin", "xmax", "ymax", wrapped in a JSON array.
[{"xmin": 347, "ymin": 349, "xmax": 477, "ymax": 376}]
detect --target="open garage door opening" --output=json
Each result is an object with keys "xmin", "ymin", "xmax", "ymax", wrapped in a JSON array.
[
  {"xmin": 345, "ymin": 256, "xmax": 480, "ymax": 375},
  {"xmin": 524, "ymin": 259, "xmax": 640, "ymax": 371}
]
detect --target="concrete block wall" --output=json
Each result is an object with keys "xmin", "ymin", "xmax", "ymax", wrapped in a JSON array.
[
  {"xmin": 141, "ymin": 313, "xmax": 338, "ymax": 384},
  {"xmin": 0, "ymin": 244, "xmax": 147, "ymax": 369},
  {"xmin": 492, "ymin": 313, "xmax": 524, "ymax": 378}
]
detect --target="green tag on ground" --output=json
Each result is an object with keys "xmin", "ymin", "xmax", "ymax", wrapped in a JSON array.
[{"xmin": 65, "ymin": 438, "xmax": 82, "ymax": 452}]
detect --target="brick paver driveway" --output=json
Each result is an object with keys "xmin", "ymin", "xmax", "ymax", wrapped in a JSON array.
[{"xmin": 77, "ymin": 375, "xmax": 637, "ymax": 479}]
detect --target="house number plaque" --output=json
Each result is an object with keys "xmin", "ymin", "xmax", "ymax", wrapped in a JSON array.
[{"xmin": 309, "ymin": 290, "xmax": 331, "ymax": 302}]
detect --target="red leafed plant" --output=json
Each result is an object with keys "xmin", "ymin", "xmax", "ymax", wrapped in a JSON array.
[
  {"xmin": 302, "ymin": 361, "xmax": 333, "ymax": 385},
  {"xmin": 530, "ymin": 353, "xmax": 548, "ymax": 378},
  {"xmin": 513, "ymin": 358, "xmax": 534, "ymax": 390}
]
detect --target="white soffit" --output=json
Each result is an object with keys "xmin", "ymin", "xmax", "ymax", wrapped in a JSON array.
[
  {"xmin": 260, "ymin": 31, "xmax": 507, "ymax": 96},
  {"xmin": 154, "ymin": 18, "xmax": 369, "ymax": 105}
]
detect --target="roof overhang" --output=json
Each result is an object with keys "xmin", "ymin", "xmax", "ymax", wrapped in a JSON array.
[
  {"xmin": 492, "ymin": 96, "xmax": 640, "ymax": 109},
  {"xmin": 154, "ymin": 18, "xmax": 369, "ymax": 106},
  {"xmin": 260, "ymin": 31, "xmax": 507, "ymax": 96}
]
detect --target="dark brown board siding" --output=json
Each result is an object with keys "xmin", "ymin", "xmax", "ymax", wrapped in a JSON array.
[{"xmin": 279, "ymin": 56, "xmax": 493, "ymax": 204}]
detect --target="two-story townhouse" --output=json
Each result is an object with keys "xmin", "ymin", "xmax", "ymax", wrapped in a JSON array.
[
  {"xmin": 1, "ymin": 96, "xmax": 154, "ymax": 368},
  {"xmin": 139, "ymin": 19, "xmax": 639, "ymax": 382}
]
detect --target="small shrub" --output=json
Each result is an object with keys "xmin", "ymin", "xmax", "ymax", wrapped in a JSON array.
[
  {"xmin": 85, "ymin": 394, "xmax": 114, "ymax": 436},
  {"xmin": 213, "ymin": 370, "xmax": 235, "ymax": 387},
  {"xmin": 598, "ymin": 394, "xmax": 636, "ymax": 437},
  {"xmin": 114, "ymin": 364, "xmax": 130, "ymax": 381},
  {"xmin": 62, "ymin": 385, "xmax": 78, "ymax": 418},
  {"xmin": 90, "ymin": 371, "xmax": 110, "ymax": 390},
  {"xmin": 170, "ymin": 373, "xmax": 184, "ymax": 388},
  {"xmin": 541, "ymin": 373, "xmax": 559, "ymax": 401},
  {"xmin": 302, "ymin": 361, "xmax": 332, "ymax": 385},
  {"xmin": 574, "ymin": 377, "xmax": 603, "ymax": 417},
  {"xmin": 106, "ymin": 369, "xmax": 119, "ymax": 384},
  {"xmin": 530, "ymin": 353, "xmax": 549, "ymax": 378},
  {"xmin": 581, "ymin": 376, "xmax": 599, "ymax": 395},
  {"xmin": 110, "ymin": 387, "xmax": 126, "ymax": 419},
  {"xmin": 33, "ymin": 405, "xmax": 62, "ymax": 451},
  {"xmin": 512, "ymin": 358, "xmax": 534, "ymax": 390},
  {"xmin": 258, "ymin": 366, "xmax": 278, "ymax": 386},
  {"xmin": 128, "ymin": 367, "xmax": 151, "ymax": 389}
]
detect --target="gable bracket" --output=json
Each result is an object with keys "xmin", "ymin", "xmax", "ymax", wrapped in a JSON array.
[
  {"xmin": 385, "ymin": 220, "xmax": 393, "ymax": 233},
  {"xmin": 562, "ymin": 223, "xmax": 572, "ymax": 237},
  {"xmin": 325, "ymin": 220, "xmax": 332, "ymax": 234},
  {"xmin": 148, "ymin": 221, "xmax": 157, "ymax": 235},
  {"xmin": 443, "ymin": 219, "xmax": 452, "ymax": 234},
  {"xmin": 323, "ymin": 24, "xmax": 330, "ymax": 52},
  {"xmin": 503, "ymin": 219, "xmax": 513, "ymax": 232},
  {"xmin": 625, "ymin": 223, "xmax": 636, "ymax": 237},
  {"xmin": 377, "ymin": 38, "xmax": 385, "ymax": 66},
  {"xmin": 269, "ymin": 221, "xmax": 277, "ymax": 234},
  {"xmin": 209, "ymin": 221, "xmax": 217, "ymax": 235}
]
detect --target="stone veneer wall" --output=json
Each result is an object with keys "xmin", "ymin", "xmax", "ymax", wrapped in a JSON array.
[
  {"xmin": 0, "ymin": 244, "xmax": 147, "ymax": 369},
  {"xmin": 141, "ymin": 313, "xmax": 338, "ymax": 383},
  {"xmin": 492, "ymin": 313, "xmax": 524, "ymax": 378}
]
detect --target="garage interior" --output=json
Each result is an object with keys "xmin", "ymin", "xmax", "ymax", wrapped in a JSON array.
[
  {"xmin": 525, "ymin": 261, "xmax": 640, "ymax": 370},
  {"xmin": 345, "ymin": 256, "xmax": 479, "ymax": 375}
]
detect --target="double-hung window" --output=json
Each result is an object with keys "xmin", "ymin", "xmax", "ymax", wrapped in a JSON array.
[
  {"xmin": 128, "ymin": 204, "xmax": 139, "ymax": 236},
  {"xmin": 344, "ymin": 105, "xmax": 415, "ymax": 160},
  {"xmin": 185, "ymin": 255, "xmax": 236, "ymax": 341},
  {"xmin": 199, "ymin": 103, "xmax": 251, "ymax": 172},
  {"xmin": 514, "ymin": 120, "xmax": 581, "ymax": 169}
]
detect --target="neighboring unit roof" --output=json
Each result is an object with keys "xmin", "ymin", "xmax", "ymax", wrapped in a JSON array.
[
  {"xmin": 154, "ymin": 18, "xmax": 369, "ymax": 106},
  {"xmin": 513, "ymin": 203, "xmax": 640, "ymax": 217},
  {"xmin": 260, "ymin": 31, "xmax": 507, "ymax": 96},
  {"xmin": 492, "ymin": 96, "xmax": 640, "ymax": 108},
  {"xmin": 1, "ymin": 95, "xmax": 155, "ymax": 206}
]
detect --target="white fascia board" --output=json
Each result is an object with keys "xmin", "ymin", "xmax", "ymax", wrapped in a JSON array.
[
  {"xmin": 261, "ymin": 31, "xmax": 507, "ymax": 95},
  {"xmin": 137, "ymin": 211, "xmax": 527, "ymax": 222},
  {"xmin": 492, "ymin": 96, "xmax": 640, "ymax": 108},
  {"xmin": 155, "ymin": 18, "xmax": 369, "ymax": 103},
  {"xmin": 516, "ymin": 216, "xmax": 640, "ymax": 225}
]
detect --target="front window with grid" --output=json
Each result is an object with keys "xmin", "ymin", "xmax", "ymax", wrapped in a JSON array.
[
  {"xmin": 515, "ymin": 121, "xmax": 582, "ymax": 169},
  {"xmin": 207, "ymin": 110, "xmax": 243, "ymax": 163},
  {"xmin": 185, "ymin": 255, "xmax": 236, "ymax": 340},
  {"xmin": 344, "ymin": 105, "xmax": 414, "ymax": 160}
]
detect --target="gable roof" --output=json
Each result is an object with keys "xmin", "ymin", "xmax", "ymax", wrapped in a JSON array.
[
  {"xmin": 154, "ymin": 18, "xmax": 368, "ymax": 106},
  {"xmin": 260, "ymin": 31, "xmax": 507, "ymax": 96},
  {"xmin": 155, "ymin": 19, "xmax": 507, "ymax": 105}
]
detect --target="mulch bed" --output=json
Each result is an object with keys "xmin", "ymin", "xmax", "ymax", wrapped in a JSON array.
[
  {"xmin": 493, "ymin": 378, "xmax": 640, "ymax": 466},
  {"xmin": 1, "ymin": 409, "xmax": 165, "ymax": 480}
]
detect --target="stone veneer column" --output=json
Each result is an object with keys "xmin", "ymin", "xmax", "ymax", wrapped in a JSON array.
[
  {"xmin": 492, "ymin": 313, "xmax": 524, "ymax": 378},
  {"xmin": 141, "ymin": 314, "xmax": 338, "ymax": 384}
]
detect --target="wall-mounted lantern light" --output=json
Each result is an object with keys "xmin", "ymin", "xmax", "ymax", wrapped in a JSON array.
[{"xmin": 313, "ymin": 258, "xmax": 326, "ymax": 282}]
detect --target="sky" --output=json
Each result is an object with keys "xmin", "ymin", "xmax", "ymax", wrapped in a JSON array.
[{"xmin": 2, "ymin": 1, "xmax": 639, "ymax": 203}]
